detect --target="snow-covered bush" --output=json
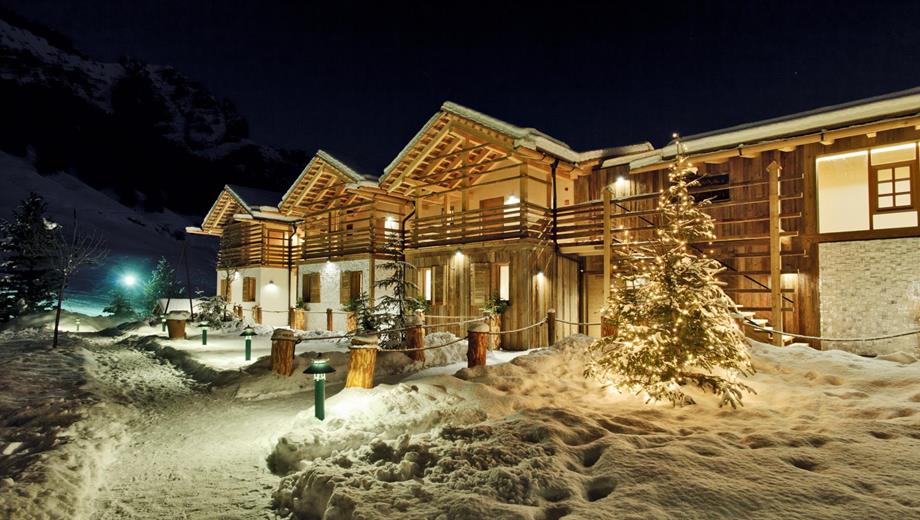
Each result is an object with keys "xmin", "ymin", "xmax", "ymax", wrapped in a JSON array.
[{"xmin": 196, "ymin": 295, "xmax": 233, "ymax": 326}]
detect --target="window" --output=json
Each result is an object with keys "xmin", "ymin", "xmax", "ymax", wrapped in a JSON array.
[
  {"xmin": 302, "ymin": 272, "xmax": 320, "ymax": 303},
  {"xmin": 419, "ymin": 267, "xmax": 433, "ymax": 302},
  {"xmin": 340, "ymin": 271, "xmax": 362, "ymax": 304},
  {"xmin": 242, "ymin": 277, "xmax": 256, "ymax": 302},
  {"xmin": 495, "ymin": 264, "xmax": 510, "ymax": 301},
  {"xmin": 693, "ymin": 172, "xmax": 730, "ymax": 203},
  {"xmin": 219, "ymin": 279, "xmax": 230, "ymax": 300},
  {"xmin": 872, "ymin": 162, "xmax": 913, "ymax": 212}
]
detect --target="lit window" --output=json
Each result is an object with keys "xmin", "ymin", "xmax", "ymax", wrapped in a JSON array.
[
  {"xmin": 873, "ymin": 163, "xmax": 913, "ymax": 211},
  {"xmin": 498, "ymin": 264, "xmax": 510, "ymax": 301},
  {"xmin": 419, "ymin": 267, "xmax": 433, "ymax": 302}
]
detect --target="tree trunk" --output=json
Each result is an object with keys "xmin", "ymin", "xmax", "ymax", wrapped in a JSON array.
[
  {"xmin": 51, "ymin": 284, "xmax": 64, "ymax": 348},
  {"xmin": 467, "ymin": 322, "xmax": 489, "ymax": 368},
  {"xmin": 346, "ymin": 334, "xmax": 379, "ymax": 388},
  {"xmin": 601, "ymin": 319, "xmax": 616, "ymax": 338},
  {"xmin": 406, "ymin": 323, "xmax": 425, "ymax": 363},
  {"xmin": 271, "ymin": 338, "xmax": 296, "ymax": 376}
]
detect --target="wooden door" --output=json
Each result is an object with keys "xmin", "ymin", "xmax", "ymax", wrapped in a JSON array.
[{"xmin": 585, "ymin": 273, "xmax": 605, "ymax": 337}]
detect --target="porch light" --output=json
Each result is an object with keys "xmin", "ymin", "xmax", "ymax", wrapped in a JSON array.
[
  {"xmin": 304, "ymin": 356, "xmax": 336, "ymax": 420},
  {"xmin": 615, "ymin": 176, "xmax": 626, "ymax": 187},
  {"xmin": 198, "ymin": 322, "xmax": 209, "ymax": 345},
  {"xmin": 536, "ymin": 270, "xmax": 544, "ymax": 279},
  {"xmin": 240, "ymin": 325, "xmax": 256, "ymax": 360}
]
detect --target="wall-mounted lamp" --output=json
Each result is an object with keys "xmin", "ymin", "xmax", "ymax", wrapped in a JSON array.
[
  {"xmin": 506, "ymin": 195, "xmax": 520, "ymax": 205},
  {"xmin": 454, "ymin": 248, "xmax": 463, "ymax": 258}
]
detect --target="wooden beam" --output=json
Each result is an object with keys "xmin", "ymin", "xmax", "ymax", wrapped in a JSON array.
[
  {"xmin": 602, "ymin": 186, "xmax": 611, "ymax": 303},
  {"xmin": 767, "ymin": 160, "xmax": 783, "ymax": 346},
  {"xmin": 389, "ymin": 121, "xmax": 452, "ymax": 192}
]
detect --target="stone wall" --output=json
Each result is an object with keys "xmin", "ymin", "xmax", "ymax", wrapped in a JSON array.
[{"xmin": 819, "ymin": 237, "xmax": 920, "ymax": 355}]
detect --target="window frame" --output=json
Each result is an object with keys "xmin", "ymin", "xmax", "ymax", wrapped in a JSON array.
[{"xmin": 869, "ymin": 160, "xmax": 916, "ymax": 215}]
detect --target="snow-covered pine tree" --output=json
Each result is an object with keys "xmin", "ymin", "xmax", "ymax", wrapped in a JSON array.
[
  {"xmin": 374, "ymin": 233, "xmax": 423, "ymax": 349},
  {"xmin": 585, "ymin": 142, "xmax": 755, "ymax": 408},
  {"xmin": 103, "ymin": 288, "xmax": 136, "ymax": 318},
  {"xmin": 0, "ymin": 193, "xmax": 58, "ymax": 321},
  {"xmin": 143, "ymin": 257, "xmax": 179, "ymax": 316}
]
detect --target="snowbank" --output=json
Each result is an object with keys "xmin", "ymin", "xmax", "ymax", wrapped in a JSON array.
[{"xmin": 271, "ymin": 336, "xmax": 920, "ymax": 519}]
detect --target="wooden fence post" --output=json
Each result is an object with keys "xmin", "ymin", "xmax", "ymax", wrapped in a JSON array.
[
  {"xmin": 406, "ymin": 311, "xmax": 425, "ymax": 363},
  {"xmin": 546, "ymin": 308, "xmax": 556, "ymax": 346},
  {"xmin": 326, "ymin": 308, "xmax": 334, "ymax": 331},
  {"xmin": 767, "ymin": 160, "xmax": 784, "ymax": 346},
  {"xmin": 345, "ymin": 333, "xmax": 378, "ymax": 388},
  {"xmin": 467, "ymin": 322, "xmax": 489, "ymax": 368}
]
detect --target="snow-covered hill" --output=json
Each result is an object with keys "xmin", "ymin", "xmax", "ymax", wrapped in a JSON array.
[
  {"xmin": 0, "ymin": 152, "xmax": 216, "ymax": 314},
  {"xmin": 0, "ymin": 13, "xmax": 308, "ymax": 215}
]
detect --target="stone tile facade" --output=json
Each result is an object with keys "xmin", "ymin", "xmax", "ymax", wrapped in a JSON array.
[{"xmin": 819, "ymin": 237, "xmax": 920, "ymax": 355}]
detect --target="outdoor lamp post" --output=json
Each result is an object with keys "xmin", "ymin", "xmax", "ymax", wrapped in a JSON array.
[
  {"xmin": 304, "ymin": 356, "xmax": 336, "ymax": 420},
  {"xmin": 198, "ymin": 322, "xmax": 209, "ymax": 345},
  {"xmin": 160, "ymin": 314, "xmax": 167, "ymax": 332},
  {"xmin": 240, "ymin": 325, "xmax": 255, "ymax": 360},
  {"xmin": 75, "ymin": 318, "xmax": 81, "ymax": 332}
]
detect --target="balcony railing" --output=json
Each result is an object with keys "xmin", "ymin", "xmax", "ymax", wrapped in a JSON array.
[{"xmin": 408, "ymin": 202, "xmax": 551, "ymax": 249}]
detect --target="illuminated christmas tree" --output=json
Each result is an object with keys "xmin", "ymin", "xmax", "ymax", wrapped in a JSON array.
[{"xmin": 585, "ymin": 140, "xmax": 754, "ymax": 408}]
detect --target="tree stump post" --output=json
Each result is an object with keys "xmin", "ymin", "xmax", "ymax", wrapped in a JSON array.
[
  {"xmin": 271, "ymin": 329, "xmax": 300, "ymax": 377},
  {"xmin": 406, "ymin": 311, "xmax": 425, "ymax": 363},
  {"xmin": 345, "ymin": 333, "xmax": 378, "ymax": 388},
  {"xmin": 467, "ymin": 322, "xmax": 489, "ymax": 368},
  {"xmin": 291, "ymin": 308, "xmax": 306, "ymax": 330},
  {"xmin": 346, "ymin": 312, "xmax": 358, "ymax": 333},
  {"xmin": 485, "ymin": 313, "xmax": 501, "ymax": 350},
  {"xmin": 546, "ymin": 308, "xmax": 556, "ymax": 347},
  {"xmin": 326, "ymin": 308, "xmax": 334, "ymax": 331}
]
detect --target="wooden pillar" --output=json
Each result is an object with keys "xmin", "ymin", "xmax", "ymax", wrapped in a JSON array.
[
  {"xmin": 767, "ymin": 160, "xmax": 783, "ymax": 346},
  {"xmin": 602, "ymin": 186, "xmax": 612, "ymax": 302},
  {"xmin": 467, "ymin": 322, "xmax": 489, "ymax": 368},
  {"xmin": 326, "ymin": 308, "xmax": 334, "ymax": 331},
  {"xmin": 369, "ymin": 256, "xmax": 376, "ymax": 307},
  {"xmin": 406, "ymin": 311, "xmax": 425, "ymax": 363},
  {"xmin": 345, "ymin": 334, "xmax": 378, "ymax": 388},
  {"xmin": 519, "ymin": 163, "xmax": 529, "ymax": 236},
  {"xmin": 546, "ymin": 308, "xmax": 556, "ymax": 347}
]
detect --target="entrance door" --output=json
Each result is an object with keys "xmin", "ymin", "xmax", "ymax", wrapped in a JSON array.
[{"xmin": 585, "ymin": 273, "xmax": 605, "ymax": 337}]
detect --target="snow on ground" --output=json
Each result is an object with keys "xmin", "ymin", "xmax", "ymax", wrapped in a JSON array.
[{"xmin": 271, "ymin": 336, "xmax": 920, "ymax": 520}]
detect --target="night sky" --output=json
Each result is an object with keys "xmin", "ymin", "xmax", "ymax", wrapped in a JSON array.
[{"xmin": 6, "ymin": 0, "xmax": 920, "ymax": 169}]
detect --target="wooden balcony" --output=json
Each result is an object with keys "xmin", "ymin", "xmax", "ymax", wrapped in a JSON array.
[
  {"xmin": 218, "ymin": 222, "xmax": 291, "ymax": 268},
  {"xmin": 408, "ymin": 202, "xmax": 552, "ymax": 249}
]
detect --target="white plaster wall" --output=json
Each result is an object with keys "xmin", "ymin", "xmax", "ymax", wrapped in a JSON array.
[
  {"xmin": 215, "ymin": 266, "xmax": 293, "ymax": 327},
  {"xmin": 819, "ymin": 237, "xmax": 920, "ymax": 355},
  {"xmin": 297, "ymin": 258, "xmax": 398, "ymax": 331}
]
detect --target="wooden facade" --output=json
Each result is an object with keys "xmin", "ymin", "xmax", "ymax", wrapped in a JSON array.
[{"xmin": 190, "ymin": 92, "xmax": 920, "ymax": 350}]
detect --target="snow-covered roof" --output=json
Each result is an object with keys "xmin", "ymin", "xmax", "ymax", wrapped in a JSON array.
[
  {"xmin": 381, "ymin": 101, "xmax": 582, "ymax": 184},
  {"xmin": 278, "ymin": 150, "xmax": 381, "ymax": 215},
  {"xmin": 631, "ymin": 86, "xmax": 920, "ymax": 169}
]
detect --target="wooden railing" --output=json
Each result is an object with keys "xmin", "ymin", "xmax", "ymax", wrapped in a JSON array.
[
  {"xmin": 219, "ymin": 223, "xmax": 291, "ymax": 268},
  {"xmin": 408, "ymin": 202, "xmax": 552, "ymax": 249}
]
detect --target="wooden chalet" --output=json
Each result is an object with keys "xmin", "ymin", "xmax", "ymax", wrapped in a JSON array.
[
  {"xmin": 191, "ymin": 89, "xmax": 920, "ymax": 354},
  {"xmin": 187, "ymin": 184, "xmax": 297, "ymax": 326}
]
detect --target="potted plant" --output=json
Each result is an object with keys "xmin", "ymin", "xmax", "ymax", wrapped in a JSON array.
[
  {"xmin": 341, "ymin": 293, "xmax": 366, "ymax": 333},
  {"xmin": 480, "ymin": 294, "xmax": 510, "ymax": 350},
  {"xmin": 292, "ymin": 298, "xmax": 310, "ymax": 330}
]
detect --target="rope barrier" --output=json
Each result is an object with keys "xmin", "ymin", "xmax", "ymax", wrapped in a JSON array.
[
  {"xmin": 297, "ymin": 334, "xmax": 352, "ymax": 341},
  {"xmin": 425, "ymin": 315, "xmax": 482, "ymax": 319},
  {"xmin": 740, "ymin": 317, "xmax": 920, "ymax": 343},
  {"xmin": 380, "ymin": 336, "xmax": 468, "ymax": 353},
  {"xmin": 555, "ymin": 318, "xmax": 603, "ymax": 327},
  {"xmin": 483, "ymin": 319, "xmax": 547, "ymax": 335},
  {"xmin": 422, "ymin": 318, "xmax": 487, "ymax": 329}
]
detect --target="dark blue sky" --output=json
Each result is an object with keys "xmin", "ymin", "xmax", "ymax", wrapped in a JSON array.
[{"xmin": 6, "ymin": 0, "xmax": 920, "ymax": 168}]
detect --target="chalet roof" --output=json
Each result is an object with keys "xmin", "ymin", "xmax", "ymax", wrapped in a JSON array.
[
  {"xmin": 380, "ymin": 101, "xmax": 580, "ymax": 187},
  {"xmin": 631, "ymin": 86, "xmax": 920, "ymax": 169},
  {"xmin": 278, "ymin": 150, "xmax": 381, "ymax": 216},
  {"xmin": 225, "ymin": 184, "xmax": 283, "ymax": 210}
]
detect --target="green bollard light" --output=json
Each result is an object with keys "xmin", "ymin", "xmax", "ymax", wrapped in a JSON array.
[
  {"xmin": 198, "ymin": 322, "xmax": 209, "ymax": 345},
  {"xmin": 240, "ymin": 325, "xmax": 255, "ymax": 361},
  {"xmin": 160, "ymin": 315, "xmax": 167, "ymax": 332},
  {"xmin": 304, "ymin": 356, "xmax": 336, "ymax": 420},
  {"xmin": 75, "ymin": 318, "xmax": 81, "ymax": 332}
]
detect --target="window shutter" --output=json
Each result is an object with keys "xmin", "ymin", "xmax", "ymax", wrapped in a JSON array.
[
  {"xmin": 243, "ymin": 277, "xmax": 256, "ymax": 302},
  {"xmin": 340, "ymin": 271, "xmax": 351, "ymax": 304},
  {"xmin": 301, "ymin": 274, "xmax": 310, "ymax": 302},
  {"xmin": 309, "ymin": 273, "xmax": 321, "ymax": 303},
  {"xmin": 432, "ymin": 266, "xmax": 445, "ymax": 305},
  {"xmin": 350, "ymin": 271, "xmax": 363, "ymax": 300},
  {"xmin": 471, "ymin": 262, "xmax": 490, "ymax": 306},
  {"xmin": 219, "ymin": 279, "xmax": 228, "ymax": 299}
]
